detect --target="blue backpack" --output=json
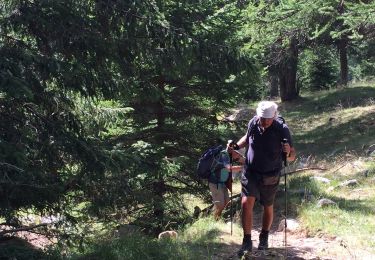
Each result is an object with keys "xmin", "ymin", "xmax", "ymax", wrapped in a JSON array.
[{"xmin": 196, "ymin": 145, "xmax": 224, "ymax": 179}]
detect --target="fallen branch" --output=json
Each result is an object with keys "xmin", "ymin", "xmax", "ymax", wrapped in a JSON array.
[
  {"xmin": 330, "ymin": 162, "xmax": 349, "ymax": 174},
  {"xmin": 0, "ymin": 162, "xmax": 25, "ymax": 172},
  {"xmin": 0, "ymin": 223, "xmax": 48, "ymax": 236},
  {"xmin": 281, "ymin": 167, "xmax": 326, "ymax": 176}
]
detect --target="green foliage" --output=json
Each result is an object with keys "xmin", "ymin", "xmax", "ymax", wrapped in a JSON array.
[
  {"xmin": 240, "ymin": 0, "xmax": 375, "ymax": 96},
  {"xmin": 1, "ymin": 0, "xmax": 375, "ymax": 253},
  {"xmin": 0, "ymin": 0, "xmax": 257, "ymax": 244},
  {"xmin": 298, "ymin": 47, "xmax": 339, "ymax": 91},
  {"xmin": 349, "ymin": 39, "xmax": 375, "ymax": 80}
]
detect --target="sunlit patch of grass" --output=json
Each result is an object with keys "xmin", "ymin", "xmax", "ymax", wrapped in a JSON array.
[
  {"xmin": 365, "ymin": 160, "xmax": 375, "ymax": 174},
  {"xmin": 182, "ymin": 217, "xmax": 225, "ymax": 243},
  {"xmin": 299, "ymin": 205, "xmax": 375, "ymax": 254},
  {"xmin": 66, "ymin": 217, "xmax": 243, "ymax": 260},
  {"xmin": 289, "ymin": 158, "xmax": 375, "ymax": 255},
  {"xmin": 179, "ymin": 217, "xmax": 242, "ymax": 257},
  {"xmin": 68, "ymin": 233, "xmax": 193, "ymax": 260},
  {"xmin": 183, "ymin": 193, "xmax": 210, "ymax": 214},
  {"xmin": 279, "ymin": 84, "xmax": 375, "ymax": 159}
]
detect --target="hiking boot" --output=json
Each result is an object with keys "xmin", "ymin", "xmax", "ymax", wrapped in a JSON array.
[
  {"xmin": 237, "ymin": 238, "xmax": 252, "ymax": 257},
  {"xmin": 258, "ymin": 231, "xmax": 269, "ymax": 250}
]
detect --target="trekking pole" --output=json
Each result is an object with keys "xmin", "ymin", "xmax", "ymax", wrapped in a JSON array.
[
  {"xmin": 230, "ymin": 157, "xmax": 233, "ymax": 235},
  {"xmin": 227, "ymin": 140, "xmax": 233, "ymax": 236},
  {"xmin": 282, "ymin": 138, "xmax": 288, "ymax": 259}
]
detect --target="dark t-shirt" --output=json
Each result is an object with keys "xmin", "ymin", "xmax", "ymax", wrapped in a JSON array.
[{"xmin": 245, "ymin": 116, "xmax": 293, "ymax": 175}]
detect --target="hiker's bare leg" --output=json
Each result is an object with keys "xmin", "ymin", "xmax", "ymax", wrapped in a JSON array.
[
  {"xmin": 224, "ymin": 198, "xmax": 230, "ymax": 208},
  {"xmin": 262, "ymin": 205, "xmax": 273, "ymax": 231},
  {"xmin": 214, "ymin": 192, "xmax": 230, "ymax": 220},
  {"xmin": 241, "ymin": 196, "xmax": 256, "ymax": 234},
  {"xmin": 214, "ymin": 204, "xmax": 225, "ymax": 220}
]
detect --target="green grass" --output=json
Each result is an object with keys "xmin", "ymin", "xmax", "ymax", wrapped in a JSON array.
[
  {"xmin": 66, "ymin": 217, "xmax": 242, "ymax": 260},
  {"xmin": 286, "ymin": 163, "xmax": 375, "ymax": 255},
  {"xmin": 280, "ymin": 84, "xmax": 375, "ymax": 159},
  {"xmin": 300, "ymin": 204, "xmax": 375, "ymax": 251}
]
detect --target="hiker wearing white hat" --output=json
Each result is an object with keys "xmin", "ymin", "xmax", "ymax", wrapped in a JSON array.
[
  {"xmin": 228, "ymin": 100, "xmax": 296, "ymax": 257},
  {"xmin": 256, "ymin": 101, "xmax": 278, "ymax": 119}
]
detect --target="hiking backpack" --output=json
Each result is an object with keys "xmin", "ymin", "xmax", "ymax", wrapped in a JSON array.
[{"xmin": 196, "ymin": 145, "xmax": 224, "ymax": 179}]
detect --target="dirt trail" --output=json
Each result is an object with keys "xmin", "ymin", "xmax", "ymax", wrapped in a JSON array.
[{"xmin": 213, "ymin": 203, "xmax": 374, "ymax": 260}]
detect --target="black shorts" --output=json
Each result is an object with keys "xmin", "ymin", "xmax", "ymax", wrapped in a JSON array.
[{"xmin": 241, "ymin": 171, "xmax": 280, "ymax": 206}]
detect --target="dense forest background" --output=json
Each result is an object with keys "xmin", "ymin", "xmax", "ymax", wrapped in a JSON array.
[{"xmin": 1, "ymin": 0, "xmax": 375, "ymax": 256}]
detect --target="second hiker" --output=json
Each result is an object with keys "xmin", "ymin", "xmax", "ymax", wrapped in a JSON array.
[{"xmin": 209, "ymin": 144, "xmax": 244, "ymax": 220}]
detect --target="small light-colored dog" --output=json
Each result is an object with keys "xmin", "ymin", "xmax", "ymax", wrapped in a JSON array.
[{"xmin": 158, "ymin": 230, "xmax": 178, "ymax": 240}]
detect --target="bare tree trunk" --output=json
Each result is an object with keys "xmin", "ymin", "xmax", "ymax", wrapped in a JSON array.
[
  {"xmin": 279, "ymin": 38, "xmax": 299, "ymax": 102},
  {"xmin": 338, "ymin": 37, "xmax": 348, "ymax": 86},
  {"xmin": 269, "ymin": 68, "xmax": 279, "ymax": 98},
  {"xmin": 337, "ymin": 0, "xmax": 349, "ymax": 87}
]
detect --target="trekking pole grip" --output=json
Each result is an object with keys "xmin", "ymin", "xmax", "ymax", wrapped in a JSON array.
[{"xmin": 282, "ymin": 138, "xmax": 288, "ymax": 167}]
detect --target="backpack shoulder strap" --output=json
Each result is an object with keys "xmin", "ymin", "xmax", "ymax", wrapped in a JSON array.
[
  {"xmin": 273, "ymin": 116, "xmax": 285, "ymax": 130},
  {"xmin": 246, "ymin": 116, "xmax": 258, "ymax": 139},
  {"xmin": 274, "ymin": 115, "xmax": 290, "ymax": 142},
  {"xmin": 211, "ymin": 150, "xmax": 229, "ymax": 183},
  {"xmin": 276, "ymin": 115, "xmax": 285, "ymax": 124},
  {"xmin": 211, "ymin": 150, "xmax": 227, "ymax": 170}
]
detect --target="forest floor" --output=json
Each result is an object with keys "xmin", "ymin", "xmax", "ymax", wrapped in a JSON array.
[{"xmin": 212, "ymin": 204, "xmax": 374, "ymax": 260}]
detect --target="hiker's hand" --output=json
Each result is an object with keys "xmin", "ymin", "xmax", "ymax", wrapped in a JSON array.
[
  {"xmin": 231, "ymin": 150, "xmax": 241, "ymax": 160},
  {"xmin": 282, "ymin": 142, "xmax": 291, "ymax": 156},
  {"xmin": 226, "ymin": 140, "xmax": 233, "ymax": 153},
  {"xmin": 227, "ymin": 140, "xmax": 239, "ymax": 150},
  {"xmin": 230, "ymin": 150, "xmax": 245, "ymax": 164}
]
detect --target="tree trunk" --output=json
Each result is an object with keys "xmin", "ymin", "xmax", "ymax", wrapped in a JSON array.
[
  {"xmin": 153, "ymin": 79, "xmax": 166, "ymax": 233},
  {"xmin": 337, "ymin": 0, "xmax": 349, "ymax": 87},
  {"xmin": 268, "ymin": 67, "xmax": 279, "ymax": 98},
  {"xmin": 338, "ymin": 37, "xmax": 348, "ymax": 86},
  {"xmin": 279, "ymin": 38, "xmax": 299, "ymax": 102},
  {"xmin": 152, "ymin": 179, "xmax": 166, "ymax": 233}
]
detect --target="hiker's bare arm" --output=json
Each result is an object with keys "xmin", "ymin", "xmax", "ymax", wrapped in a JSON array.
[
  {"xmin": 227, "ymin": 135, "xmax": 247, "ymax": 151},
  {"xmin": 231, "ymin": 165, "xmax": 243, "ymax": 173},
  {"xmin": 287, "ymin": 146, "xmax": 296, "ymax": 162},
  {"xmin": 236, "ymin": 134, "xmax": 247, "ymax": 149},
  {"xmin": 225, "ymin": 165, "xmax": 243, "ymax": 173},
  {"xmin": 227, "ymin": 135, "xmax": 247, "ymax": 164},
  {"xmin": 282, "ymin": 142, "xmax": 296, "ymax": 162}
]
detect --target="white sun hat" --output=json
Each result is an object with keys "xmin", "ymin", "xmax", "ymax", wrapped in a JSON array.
[{"xmin": 256, "ymin": 101, "xmax": 278, "ymax": 118}]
